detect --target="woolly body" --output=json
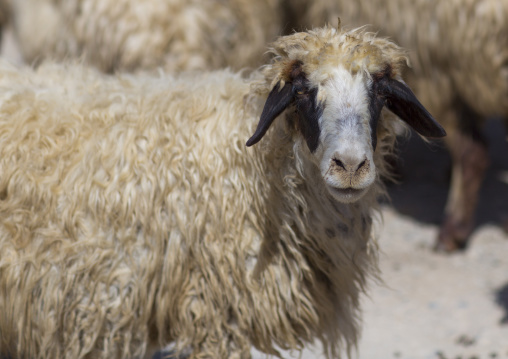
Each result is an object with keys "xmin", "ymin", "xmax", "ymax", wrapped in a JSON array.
[
  {"xmin": 6, "ymin": 0, "xmax": 281, "ymax": 72},
  {"xmin": 285, "ymin": 0, "xmax": 508, "ymax": 250},
  {"xmin": 0, "ymin": 27, "xmax": 442, "ymax": 358}
]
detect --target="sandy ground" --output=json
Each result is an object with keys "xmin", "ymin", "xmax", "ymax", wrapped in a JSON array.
[
  {"xmin": 2, "ymin": 27, "xmax": 507, "ymax": 359},
  {"xmin": 356, "ymin": 119, "xmax": 508, "ymax": 359}
]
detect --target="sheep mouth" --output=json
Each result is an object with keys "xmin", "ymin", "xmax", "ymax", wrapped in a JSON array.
[{"xmin": 327, "ymin": 186, "xmax": 368, "ymax": 203}]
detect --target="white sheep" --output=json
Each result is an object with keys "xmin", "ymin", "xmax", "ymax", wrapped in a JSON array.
[
  {"xmin": 283, "ymin": 0, "xmax": 508, "ymax": 252},
  {"xmin": 0, "ymin": 25, "xmax": 445, "ymax": 359},
  {"xmin": 4, "ymin": 0, "xmax": 281, "ymax": 72}
]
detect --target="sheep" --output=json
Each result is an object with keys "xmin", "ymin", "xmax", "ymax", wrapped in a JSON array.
[
  {"xmin": 282, "ymin": 0, "xmax": 508, "ymax": 252},
  {"xmin": 0, "ymin": 25, "xmax": 445, "ymax": 359},
  {"xmin": 4, "ymin": 0, "xmax": 282, "ymax": 72}
]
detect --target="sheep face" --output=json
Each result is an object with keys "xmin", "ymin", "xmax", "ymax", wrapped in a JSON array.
[
  {"xmin": 314, "ymin": 66, "xmax": 376, "ymax": 203},
  {"xmin": 246, "ymin": 27, "xmax": 446, "ymax": 203},
  {"xmin": 284, "ymin": 60, "xmax": 378, "ymax": 203}
]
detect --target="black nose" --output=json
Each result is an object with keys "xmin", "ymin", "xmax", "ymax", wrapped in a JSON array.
[{"xmin": 332, "ymin": 156, "xmax": 369, "ymax": 174}]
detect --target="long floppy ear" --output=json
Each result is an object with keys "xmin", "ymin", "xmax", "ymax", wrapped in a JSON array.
[
  {"xmin": 379, "ymin": 77, "xmax": 446, "ymax": 138},
  {"xmin": 246, "ymin": 81, "xmax": 294, "ymax": 146}
]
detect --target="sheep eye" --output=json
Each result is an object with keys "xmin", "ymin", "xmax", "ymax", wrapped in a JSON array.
[{"xmin": 293, "ymin": 85, "xmax": 307, "ymax": 97}]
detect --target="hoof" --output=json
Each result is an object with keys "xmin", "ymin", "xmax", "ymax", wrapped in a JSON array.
[
  {"xmin": 501, "ymin": 215, "xmax": 508, "ymax": 236},
  {"xmin": 433, "ymin": 236, "xmax": 467, "ymax": 253},
  {"xmin": 434, "ymin": 216, "xmax": 472, "ymax": 253}
]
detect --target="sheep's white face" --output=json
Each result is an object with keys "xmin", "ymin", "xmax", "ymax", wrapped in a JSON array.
[
  {"xmin": 247, "ymin": 59, "xmax": 445, "ymax": 204},
  {"xmin": 311, "ymin": 67, "xmax": 376, "ymax": 203}
]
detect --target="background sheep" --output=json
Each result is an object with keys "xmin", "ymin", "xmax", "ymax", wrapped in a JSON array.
[
  {"xmin": 282, "ymin": 0, "xmax": 508, "ymax": 252},
  {"xmin": 0, "ymin": 26, "xmax": 444, "ymax": 359},
  {"xmin": 3, "ymin": 0, "xmax": 282, "ymax": 72}
]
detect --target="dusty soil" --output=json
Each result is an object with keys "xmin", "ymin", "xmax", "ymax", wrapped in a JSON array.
[{"xmin": 357, "ymin": 121, "xmax": 508, "ymax": 359}]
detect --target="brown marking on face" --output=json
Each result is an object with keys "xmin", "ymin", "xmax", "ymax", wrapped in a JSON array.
[
  {"xmin": 371, "ymin": 64, "xmax": 393, "ymax": 81},
  {"xmin": 281, "ymin": 60, "xmax": 304, "ymax": 82},
  {"xmin": 325, "ymin": 228, "xmax": 335, "ymax": 238}
]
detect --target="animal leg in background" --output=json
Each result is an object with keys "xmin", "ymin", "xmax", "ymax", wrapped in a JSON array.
[{"xmin": 435, "ymin": 101, "xmax": 489, "ymax": 252}]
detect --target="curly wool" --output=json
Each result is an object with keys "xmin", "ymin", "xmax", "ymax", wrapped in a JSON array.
[
  {"xmin": 0, "ymin": 26, "xmax": 406, "ymax": 359},
  {"xmin": 7, "ymin": 0, "xmax": 281, "ymax": 72}
]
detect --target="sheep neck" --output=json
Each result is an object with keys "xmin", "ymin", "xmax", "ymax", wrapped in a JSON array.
[{"xmin": 246, "ymin": 112, "xmax": 381, "ymax": 353}]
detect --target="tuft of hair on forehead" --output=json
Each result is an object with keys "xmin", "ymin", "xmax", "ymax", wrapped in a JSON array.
[{"xmin": 259, "ymin": 25, "xmax": 410, "ymax": 91}]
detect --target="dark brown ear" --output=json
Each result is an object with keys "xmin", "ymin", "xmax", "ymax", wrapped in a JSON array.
[
  {"xmin": 378, "ymin": 77, "xmax": 446, "ymax": 138},
  {"xmin": 246, "ymin": 81, "xmax": 294, "ymax": 146}
]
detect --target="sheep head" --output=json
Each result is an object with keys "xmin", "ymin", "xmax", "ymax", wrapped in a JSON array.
[{"xmin": 247, "ymin": 25, "xmax": 445, "ymax": 203}]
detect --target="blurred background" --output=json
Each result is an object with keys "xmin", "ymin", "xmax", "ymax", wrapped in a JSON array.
[{"xmin": 1, "ymin": 0, "xmax": 507, "ymax": 358}]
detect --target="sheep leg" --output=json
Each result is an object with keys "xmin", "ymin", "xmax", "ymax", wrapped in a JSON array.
[{"xmin": 435, "ymin": 105, "xmax": 489, "ymax": 252}]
